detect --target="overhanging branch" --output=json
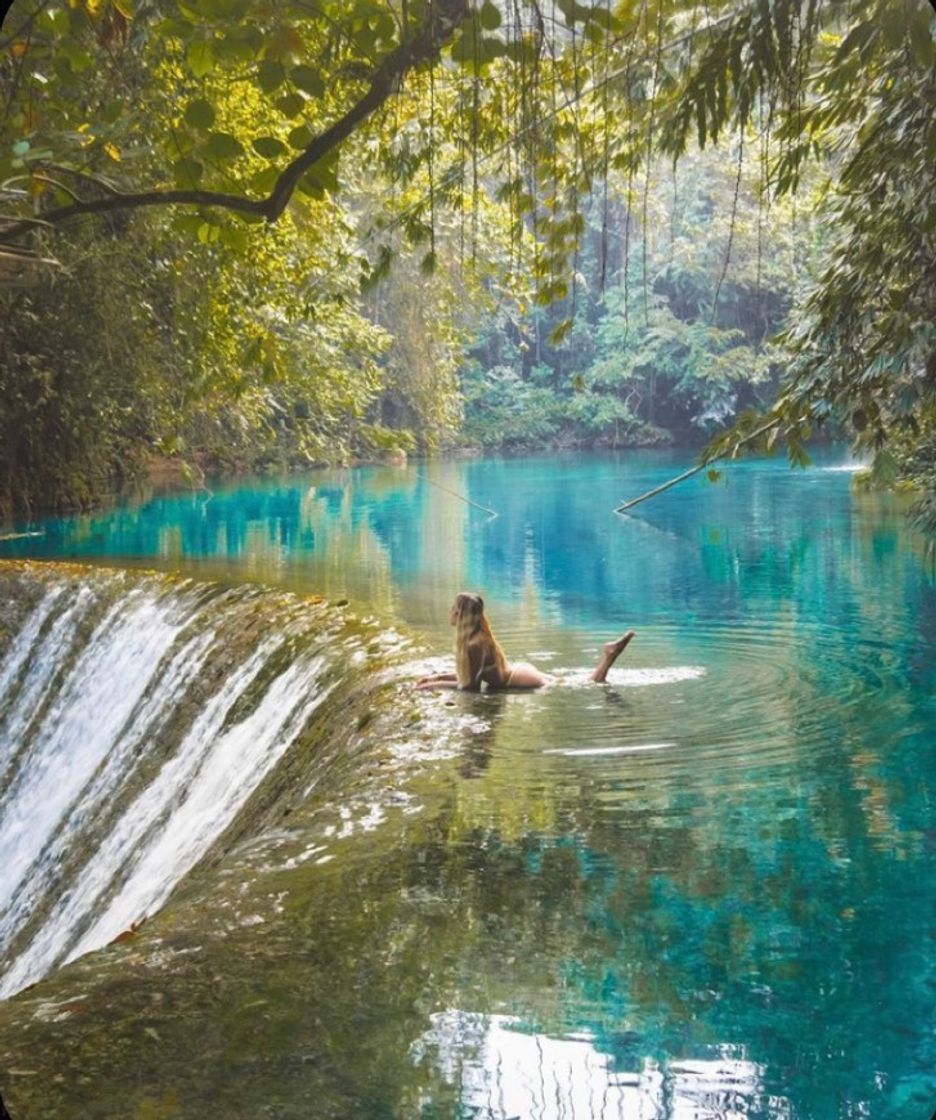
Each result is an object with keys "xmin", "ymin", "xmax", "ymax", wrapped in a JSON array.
[
  {"xmin": 614, "ymin": 416, "xmax": 793, "ymax": 514},
  {"xmin": 0, "ymin": 0, "xmax": 469, "ymax": 242}
]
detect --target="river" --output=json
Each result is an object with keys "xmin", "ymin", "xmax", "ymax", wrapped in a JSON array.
[{"xmin": 0, "ymin": 450, "xmax": 933, "ymax": 1119}]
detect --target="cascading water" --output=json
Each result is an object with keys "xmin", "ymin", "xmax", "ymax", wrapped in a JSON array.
[{"xmin": 0, "ymin": 563, "xmax": 380, "ymax": 999}]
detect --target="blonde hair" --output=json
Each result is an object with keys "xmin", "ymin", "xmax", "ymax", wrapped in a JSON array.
[{"xmin": 452, "ymin": 592, "xmax": 509, "ymax": 688}]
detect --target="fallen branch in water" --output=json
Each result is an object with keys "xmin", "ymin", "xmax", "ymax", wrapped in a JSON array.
[{"xmin": 615, "ymin": 418, "xmax": 787, "ymax": 514}]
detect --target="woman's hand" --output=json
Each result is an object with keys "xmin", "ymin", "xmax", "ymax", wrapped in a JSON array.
[{"xmin": 416, "ymin": 672, "xmax": 458, "ymax": 689}]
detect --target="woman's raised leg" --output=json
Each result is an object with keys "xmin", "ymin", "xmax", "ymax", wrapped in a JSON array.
[{"xmin": 590, "ymin": 631, "xmax": 636, "ymax": 682}]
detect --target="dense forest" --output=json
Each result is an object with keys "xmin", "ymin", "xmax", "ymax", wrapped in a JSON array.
[{"xmin": 0, "ymin": 0, "xmax": 933, "ymax": 529}]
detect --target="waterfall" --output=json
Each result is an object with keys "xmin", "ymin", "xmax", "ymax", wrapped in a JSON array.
[{"xmin": 0, "ymin": 565, "xmax": 365, "ymax": 999}]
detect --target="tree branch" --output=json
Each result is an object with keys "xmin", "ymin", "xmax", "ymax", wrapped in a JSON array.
[
  {"xmin": 0, "ymin": 214, "xmax": 54, "ymax": 228},
  {"xmin": 46, "ymin": 164, "xmax": 123, "ymax": 194},
  {"xmin": 31, "ymin": 173, "xmax": 85, "ymax": 203},
  {"xmin": 0, "ymin": 0, "xmax": 469, "ymax": 242},
  {"xmin": 0, "ymin": 188, "xmax": 269, "ymax": 236},
  {"xmin": 614, "ymin": 416, "xmax": 790, "ymax": 513}
]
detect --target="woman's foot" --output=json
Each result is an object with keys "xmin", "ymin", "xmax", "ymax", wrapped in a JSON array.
[
  {"xmin": 604, "ymin": 631, "xmax": 635, "ymax": 658},
  {"xmin": 592, "ymin": 630, "xmax": 636, "ymax": 682}
]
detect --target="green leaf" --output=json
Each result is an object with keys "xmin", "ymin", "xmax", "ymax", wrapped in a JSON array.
[
  {"xmin": 287, "ymin": 124, "xmax": 314, "ymax": 150},
  {"xmin": 312, "ymin": 151, "xmax": 338, "ymax": 191},
  {"xmin": 452, "ymin": 30, "xmax": 503, "ymax": 67},
  {"xmin": 420, "ymin": 250, "xmax": 437, "ymax": 275},
  {"xmin": 504, "ymin": 37, "xmax": 538, "ymax": 64},
  {"xmin": 290, "ymin": 65, "xmax": 325, "ymax": 97},
  {"xmin": 257, "ymin": 60, "xmax": 286, "ymax": 93},
  {"xmin": 252, "ymin": 136, "xmax": 286, "ymax": 159},
  {"xmin": 173, "ymin": 156, "xmax": 203, "ymax": 185},
  {"xmin": 871, "ymin": 448, "xmax": 899, "ymax": 486},
  {"xmin": 450, "ymin": 25, "xmax": 506, "ymax": 68},
  {"xmin": 205, "ymin": 131, "xmax": 244, "ymax": 160},
  {"xmin": 242, "ymin": 25, "xmax": 264, "ymax": 51},
  {"xmin": 297, "ymin": 173, "xmax": 324, "ymax": 199},
  {"xmin": 296, "ymin": 149, "xmax": 338, "ymax": 197},
  {"xmin": 206, "ymin": 0, "xmax": 250, "ymax": 17},
  {"xmin": 184, "ymin": 98, "xmax": 216, "ymax": 130},
  {"xmin": 172, "ymin": 212, "xmax": 203, "ymax": 236},
  {"xmin": 250, "ymin": 166, "xmax": 279, "ymax": 192},
  {"xmin": 479, "ymin": 1, "xmax": 501, "ymax": 30},
  {"xmin": 100, "ymin": 101, "xmax": 124, "ymax": 124},
  {"xmin": 263, "ymin": 25, "xmax": 305, "ymax": 63},
  {"xmin": 372, "ymin": 11, "xmax": 396, "ymax": 43},
  {"xmin": 41, "ymin": 7, "xmax": 70, "ymax": 32},
  {"xmin": 789, "ymin": 443, "xmax": 812, "ymax": 469},
  {"xmin": 352, "ymin": 23, "xmax": 376, "ymax": 55},
  {"xmin": 154, "ymin": 17, "xmax": 194, "ymax": 39},
  {"xmin": 213, "ymin": 33, "xmax": 257, "ymax": 62},
  {"xmin": 275, "ymin": 93, "xmax": 305, "ymax": 118},
  {"xmin": 59, "ymin": 39, "xmax": 93, "ymax": 72},
  {"xmin": 197, "ymin": 221, "xmax": 221, "ymax": 243},
  {"xmin": 187, "ymin": 40, "xmax": 215, "ymax": 78},
  {"xmin": 219, "ymin": 225, "xmax": 249, "ymax": 251}
]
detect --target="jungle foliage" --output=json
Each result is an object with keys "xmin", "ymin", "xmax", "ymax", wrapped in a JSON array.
[
  {"xmin": 461, "ymin": 142, "xmax": 799, "ymax": 450},
  {"xmin": 0, "ymin": 0, "xmax": 933, "ymax": 526}
]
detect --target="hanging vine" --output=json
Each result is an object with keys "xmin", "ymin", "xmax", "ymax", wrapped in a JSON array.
[{"xmin": 711, "ymin": 121, "xmax": 743, "ymax": 324}]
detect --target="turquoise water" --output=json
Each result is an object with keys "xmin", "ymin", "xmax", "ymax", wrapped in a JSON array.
[{"xmin": 1, "ymin": 449, "xmax": 934, "ymax": 1119}]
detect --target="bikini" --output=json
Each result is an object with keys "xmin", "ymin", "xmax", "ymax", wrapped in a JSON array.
[{"xmin": 477, "ymin": 649, "xmax": 513, "ymax": 689}]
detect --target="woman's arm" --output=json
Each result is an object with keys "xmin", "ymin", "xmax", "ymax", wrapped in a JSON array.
[
  {"xmin": 460, "ymin": 640, "xmax": 485, "ymax": 691},
  {"xmin": 416, "ymin": 638, "xmax": 487, "ymax": 692},
  {"xmin": 415, "ymin": 672, "xmax": 458, "ymax": 689}
]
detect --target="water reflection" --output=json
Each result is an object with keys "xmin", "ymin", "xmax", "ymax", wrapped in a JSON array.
[
  {"xmin": 4, "ymin": 450, "xmax": 924, "ymax": 643},
  {"xmin": 414, "ymin": 1011, "xmax": 785, "ymax": 1120},
  {"xmin": 0, "ymin": 451, "xmax": 932, "ymax": 1120}
]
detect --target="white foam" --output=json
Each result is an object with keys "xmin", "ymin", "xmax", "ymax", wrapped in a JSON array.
[
  {"xmin": 67, "ymin": 650, "xmax": 328, "ymax": 962},
  {"xmin": 0, "ymin": 628, "xmax": 216, "ymax": 961},
  {"xmin": 0, "ymin": 583, "xmax": 65, "ymax": 706},
  {"xmin": 606, "ymin": 665, "xmax": 705, "ymax": 686},
  {"xmin": 0, "ymin": 592, "xmax": 186, "ymax": 906},
  {"xmin": 544, "ymin": 743, "xmax": 675, "ymax": 757}
]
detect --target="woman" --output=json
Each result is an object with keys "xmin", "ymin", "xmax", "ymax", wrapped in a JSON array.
[{"xmin": 416, "ymin": 591, "xmax": 636, "ymax": 691}]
